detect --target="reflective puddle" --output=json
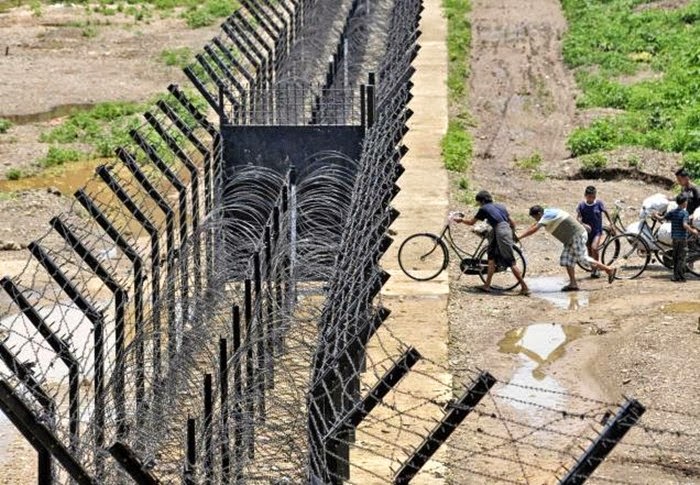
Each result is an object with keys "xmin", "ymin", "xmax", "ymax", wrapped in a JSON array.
[
  {"xmin": 527, "ymin": 276, "xmax": 589, "ymax": 310},
  {"xmin": 0, "ymin": 159, "xmax": 102, "ymax": 195},
  {"xmin": 497, "ymin": 323, "xmax": 584, "ymax": 414}
]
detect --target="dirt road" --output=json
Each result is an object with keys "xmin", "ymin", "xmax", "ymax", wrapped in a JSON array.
[{"xmin": 445, "ymin": 0, "xmax": 700, "ymax": 483}]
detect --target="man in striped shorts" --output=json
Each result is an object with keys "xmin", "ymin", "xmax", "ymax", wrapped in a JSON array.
[{"xmin": 518, "ymin": 205, "xmax": 617, "ymax": 291}]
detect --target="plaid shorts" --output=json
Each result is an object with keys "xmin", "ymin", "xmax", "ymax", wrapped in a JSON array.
[{"xmin": 560, "ymin": 232, "xmax": 593, "ymax": 267}]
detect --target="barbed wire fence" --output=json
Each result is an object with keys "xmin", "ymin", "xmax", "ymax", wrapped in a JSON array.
[{"xmin": 1, "ymin": 0, "xmax": 698, "ymax": 484}]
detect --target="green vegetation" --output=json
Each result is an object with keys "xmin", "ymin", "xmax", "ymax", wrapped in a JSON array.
[
  {"xmin": 442, "ymin": 121, "xmax": 472, "ymax": 172},
  {"xmin": 580, "ymin": 152, "xmax": 608, "ymax": 176},
  {"xmin": 38, "ymin": 146, "xmax": 85, "ymax": 168},
  {"xmin": 561, "ymin": 0, "xmax": 700, "ymax": 175},
  {"xmin": 442, "ymin": 0, "xmax": 474, "ymax": 203},
  {"xmin": 36, "ymin": 91, "xmax": 207, "ymax": 168},
  {"xmin": 160, "ymin": 47, "xmax": 193, "ymax": 67},
  {"xmin": 0, "ymin": 119, "xmax": 11, "ymax": 134},
  {"xmin": 5, "ymin": 168, "xmax": 24, "ymax": 180},
  {"xmin": 515, "ymin": 152, "xmax": 547, "ymax": 180}
]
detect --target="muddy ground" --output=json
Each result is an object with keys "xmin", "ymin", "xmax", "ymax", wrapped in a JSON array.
[
  {"xmin": 0, "ymin": 0, "xmax": 699, "ymax": 484},
  {"xmin": 442, "ymin": 0, "xmax": 700, "ymax": 483}
]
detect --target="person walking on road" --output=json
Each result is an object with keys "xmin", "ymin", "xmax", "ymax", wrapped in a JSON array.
[
  {"xmin": 518, "ymin": 205, "xmax": 617, "ymax": 291},
  {"xmin": 454, "ymin": 190, "xmax": 530, "ymax": 295}
]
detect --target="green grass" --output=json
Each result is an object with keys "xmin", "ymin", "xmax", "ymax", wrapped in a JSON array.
[
  {"xmin": 36, "ymin": 90, "xmax": 208, "ymax": 164},
  {"xmin": 442, "ymin": 0, "xmax": 473, "ymax": 188},
  {"xmin": 38, "ymin": 146, "xmax": 85, "ymax": 168},
  {"xmin": 515, "ymin": 152, "xmax": 547, "ymax": 180},
  {"xmin": 580, "ymin": 152, "xmax": 608, "ymax": 176},
  {"xmin": 562, "ymin": 0, "xmax": 700, "ymax": 169},
  {"xmin": 160, "ymin": 47, "xmax": 193, "ymax": 67},
  {"xmin": 5, "ymin": 168, "xmax": 24, "ymax": 180},
  {"xmin": 0, "ymin": 119, "xmax": 11, "ymax": 134},
  {"xmin": 442, "ymin": 121, "xmax": 472, "ymax": 172}
]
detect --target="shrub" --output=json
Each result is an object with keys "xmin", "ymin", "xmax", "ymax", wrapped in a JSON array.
[
  {"xmin": 682, "ymin": 152, "xmax": 700, "ymax": 179},
  {"xmin": 516, "ymin": 152, "xmax": 543, "ymax": 171},
  {"xmin": 580, "ymin": 153, "xmax": 608, "ymax": 175},
  {"xmin": 0, "ymin": 119, "xmax": 11, "ymax": 134},
  {"xmin": 567, "ymin": 119, "xmax": 617, "ymax": 156},
  {"xmin": 6, "ymin": 168, "xmax": 23, "ymax": 180}
]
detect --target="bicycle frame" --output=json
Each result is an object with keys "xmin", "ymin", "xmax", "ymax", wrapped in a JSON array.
[{"xmin": 436, "ymin": 223, "xmax": 489, "ymax": 263}]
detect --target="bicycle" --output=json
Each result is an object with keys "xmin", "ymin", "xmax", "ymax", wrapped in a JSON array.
[
  {"xmin": 599, "ymin": 211, "xmax": 700, "ymax": 279},
  {"xmin": 397, "ymin": 212, "xmax": 527, "ymax": 291}
]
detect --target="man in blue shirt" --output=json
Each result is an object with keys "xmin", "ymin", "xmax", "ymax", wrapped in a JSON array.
[
  {"xmin": 456, "ymin": 190, "xmax": 529, "ymax": 295},
  {"xmin": 664, "ymin": 194, "xmax": 699, "ymax": 282}
]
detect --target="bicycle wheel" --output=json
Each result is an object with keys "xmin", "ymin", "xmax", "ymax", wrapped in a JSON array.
[
  {"xmin": 577, "ymin": 227, "xmax": 614, "ymax": 272},
  {"xmin": 476, "ymin": 245, "xmax": 527, "ymax": 291},
  {"xmin": 398, "ymin": 233, "xmax": 449, "ymax": 281},
  {"xmin": 601, "ymin": 233, "xmax": 650, "ymax": 280},
  {"xmin": 686, "ymin": 242, "xmax": 700, "ymax": 277}
]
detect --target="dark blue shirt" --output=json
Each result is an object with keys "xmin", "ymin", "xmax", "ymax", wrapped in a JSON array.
[
  {"xmin": 665, "ymin": 207, "xmax": 690, "ymax": 240},
  {"xmin": 576, "ymin": 199, "xmax": 606, "ymax": 235},
  {"xmin": 475, "ymin": 203, "xmax": 509, "ymax": 227}
]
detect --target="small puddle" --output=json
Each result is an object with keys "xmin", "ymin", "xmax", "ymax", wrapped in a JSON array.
[
  {"xmin": 662, "ymin": 301, "xmax": 700, "ymax": 313},
  {"xmin": 497, "ymin": 323, "xmax": 584, "ymax": 414},
  {"xmin": 0, "ymin": 103, "xmax": 97, "ymax": 125},
  {"xmin": 0, "ymin": 159, "xmax": 102, "ymax": 195},
  {"xmin": 527, "ymin": 276, "xmax": 589, "ymax": 310}
]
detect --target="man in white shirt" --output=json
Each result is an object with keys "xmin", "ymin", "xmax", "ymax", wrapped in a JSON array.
[{"xmin": 518, "ymin": 205, "xmax": 617, "ymax": 291}]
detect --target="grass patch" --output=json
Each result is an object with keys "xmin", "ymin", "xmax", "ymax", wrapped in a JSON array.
[
  {"xmin": 38, "ymin": 146, "xmax": 85, "ymax": 168},
  {"xmin": 36, "ymin": 90, "xmax": 208, "ymax": 164},
  {"xmin": 442, "ymin": 121, "xmax": 472, "ymax": 172},
  {"xmin": 442, "ymin": 0, "xmax": 473, "ymax": 180},
  {"xmin": 515, "ymin": 152, "xmax": 547, "ymax": 180},
  {"xmin": 580, "ymin": 152, "xmax": 608, "ymax": 176},
  {"xmin": 160, "ymin": 47, "xmax": 193, "ymax": 67},
  {"xmin": 6, "ymin": 168, "xmax": 25, "ymax": 180},
  {"xmin": 562, "ymin": 0, "xmax": 700, "ymax": 159},
  {"xmin": 0, "ymin": 119, "xmax": 11, "ymax": 134}
]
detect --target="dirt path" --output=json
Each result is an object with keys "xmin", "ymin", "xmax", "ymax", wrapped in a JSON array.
[{"xmin": 446, "ymin": 0, "xmax": 700, "ymax": 483}]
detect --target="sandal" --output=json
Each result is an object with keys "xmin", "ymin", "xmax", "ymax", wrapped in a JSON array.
[
  {"xmin": 519, "ymin": 289, "xmax": 531, "ymax": 296},
  {"xmin": 607, "ymin": 268, "xmax": 617, "ymax": 284},
  {"xmin": 476, "ymin": 286, "xmax": 492, "ymax": 293},
  {"xmin": 561, "ymin": 285, "xmax": 580, "ymax": 292}
]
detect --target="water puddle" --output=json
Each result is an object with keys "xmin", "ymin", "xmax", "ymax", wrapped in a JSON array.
[
  {"xmin": 662, "ymin": 301, "xmax": 700, "ymax": 313},
  {"xmin": 0, "ymin": 103, "xmax": 96, "ymax": 125},
  {"xmin": 497, "ymin": 323, "xmax": 584, "ymax": 414},
  {"xmin": 0, "ymin": 159, "xmax": 101, "ymax": 195},
  {"xmin": 527, "ymin": 276, "xmax": 589, "ymax": 310}
]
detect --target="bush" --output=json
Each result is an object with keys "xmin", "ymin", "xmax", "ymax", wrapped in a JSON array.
[
  {"xmin": 682, "ymin": 152, "xmax": 700, "ymax": 179},
  {"xmin": 567, "ymin": 120, "xmax": 617, "ymax": 156},
  {"xmin": 6, "ymin": 168, "xmax": 23, "ymax": 180},
  {"xmin": 580, "ymin": 153, "xmax": 608, "ymax": 175},
  {"xmin": 0, "ymin": 119, "xmax": 11, "ymax": 134}
]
